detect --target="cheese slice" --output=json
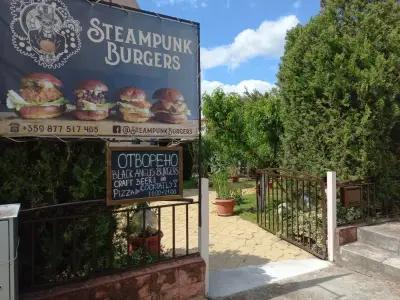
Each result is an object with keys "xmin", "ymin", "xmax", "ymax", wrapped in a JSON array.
[{"xmin": 118, "ymin": 102, "xmax": 151, "ymax": 114}]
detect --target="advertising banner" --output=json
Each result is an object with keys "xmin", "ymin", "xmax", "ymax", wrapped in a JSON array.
[{"xmin": 0, "ymin": 0, "xmax": 200, "ymax": 139}]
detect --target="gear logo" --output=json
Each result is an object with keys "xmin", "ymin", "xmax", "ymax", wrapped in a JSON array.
[{"xmin": 10, "ymin": 0, "xmax": 82, "ymax": 69}]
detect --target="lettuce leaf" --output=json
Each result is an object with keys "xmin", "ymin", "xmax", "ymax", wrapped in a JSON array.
[
  {"xmin": 80, "ymin": 100, "xmax": 115, "ymax": 111},
  {"xmin": 7, "ymin": 90, "xmax": 67, "ymax": 111},
  {"xmin": 164, "ymin": 108, "xmax": 192, "ymax": 116},
  {"xmin": 7, "ymin": 90, "xmax": 28, "ymax": 111},
  {"xmin": 41, "ymin": 98, "xmax": 67, "ymax": 106}
]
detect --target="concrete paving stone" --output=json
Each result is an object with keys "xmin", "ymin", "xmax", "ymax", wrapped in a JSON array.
[
  {"xmin": 213, "ymin": 265, "xmax": 400, "ymax": 300},
  {"xmin": 159, "ymin": 190, "xmax": 312, "ymax": 271},
  {"xmin": 383, "ymin": 257, "xmax": 400, "ymax": 280},
  {"xmin": 209, "ymin": 258, "xmax": 331, "ymax": 299}
]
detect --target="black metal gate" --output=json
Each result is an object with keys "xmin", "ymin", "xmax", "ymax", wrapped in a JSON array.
[{"xmin": 256, "ymin": 169, "xmax": 328, "ymax": 259}]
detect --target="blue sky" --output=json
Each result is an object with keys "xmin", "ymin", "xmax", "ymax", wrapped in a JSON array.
[{"xmin": 139, "ymin": 0, "xmax": 320, "ymax": 94}]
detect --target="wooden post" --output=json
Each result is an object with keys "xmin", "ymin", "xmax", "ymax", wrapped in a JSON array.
[{"xmin": 327, "ymin": 171, "xmax": 337, "ymax": 262}]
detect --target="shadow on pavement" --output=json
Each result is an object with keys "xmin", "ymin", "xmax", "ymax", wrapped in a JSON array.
[
  {"xmin": 215, "ymin": 273, "xmax": 351, "ymax": 300},
  {"xmin": 209, "ymin": 249, "xmax": 271, "ymax": 271}
]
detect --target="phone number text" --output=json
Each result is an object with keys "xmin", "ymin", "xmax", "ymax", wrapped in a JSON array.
[{"xmin": 21, "ymin": 124, "xmax": 99, "ymax": 134}]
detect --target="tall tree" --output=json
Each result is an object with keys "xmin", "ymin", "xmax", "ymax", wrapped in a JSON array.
[
  {"xmin": 278, "ymin": 0, "xmax": 400, "ymax": 181},
  {"xmin": 202, "ymin": 89, "xmax": 282, "ymax": 170}
]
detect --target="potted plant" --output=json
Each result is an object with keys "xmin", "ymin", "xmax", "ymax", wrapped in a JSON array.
[
  {"xmin": 229, "ymin": 165, "xmax": 240, "ymax": 183},
  {"xmin": 127, "ymin": 204, "xmax": 163, "ymax": 256},
  {"xmin": 211, "ymin": 170, "xmax": 237, "ymax": 216}
]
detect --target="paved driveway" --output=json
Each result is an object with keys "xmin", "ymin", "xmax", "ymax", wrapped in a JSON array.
[{"xmin": 160, "ymin": 190, "xmax": 311, "ymax": 271}]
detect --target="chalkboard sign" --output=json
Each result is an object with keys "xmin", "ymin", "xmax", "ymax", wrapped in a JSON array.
[{"xmin": 107, "ymin": 146, "xmax": 183, "ymax": 205}]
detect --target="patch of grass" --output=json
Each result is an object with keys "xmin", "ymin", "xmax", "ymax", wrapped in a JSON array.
[
  {"xmin": 183, "ymin": 177, "xmax": 198, "ymax": 190},
  {"xmin": 235, "ymin": 193, "xmax": 257, "ymax": 224}
]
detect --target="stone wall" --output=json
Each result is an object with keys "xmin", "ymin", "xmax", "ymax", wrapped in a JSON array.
[{"xmin": 24, "ymin": 256, "xmax": 205, "ymax": 300}]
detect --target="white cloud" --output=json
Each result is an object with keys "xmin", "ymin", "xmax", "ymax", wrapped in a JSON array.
[
  {"xmin": 293, "ymin": 0, "xmax": 301, "ymax": 9},
  {"xmin": 201, "ymin": 15, "xmax": 299, "ymax": 70},
  {"xmin": 153, "ymin": 0, "xmax": 207, "ymax": 8},
  {"xmin": 202, "ymin": 79, "xmax": 275, "ymax": 95}
]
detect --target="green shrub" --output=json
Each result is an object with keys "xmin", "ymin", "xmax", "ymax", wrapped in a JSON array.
[{"xmin": 210, "ymin": 170, "xmax": 232, "ymax": 199}]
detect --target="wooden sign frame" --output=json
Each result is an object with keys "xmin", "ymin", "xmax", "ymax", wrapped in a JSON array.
[{"xmin": 106, "ymin": 146, "xmax": 183, "ymax": 206}]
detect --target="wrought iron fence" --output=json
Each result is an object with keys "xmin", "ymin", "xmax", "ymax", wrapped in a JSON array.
[
  {"xmin": 337, "ymin": 180, "xmax": 400, "ymax": 226},
  {"xmin": 18, "ymin": 199, "xmax": 199, "ymax": 292},
  {"xmin": 256, "ymin": 169, "xmax": 327, "ymax": 259}
]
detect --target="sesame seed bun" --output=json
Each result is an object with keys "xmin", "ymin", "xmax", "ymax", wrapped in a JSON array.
[
  {"xmin": 152, "ymin": 88, "xmax": 184, "ymax": 103},
  {"xmin": 75, "ymin": 80, "xmax": 108, "ymax": 92},
  {"xmin": 119, "ymin": 87, "xmax": 146, "ymax": 102},
  {"xmin": 22, "ymin": 73, "xmax": 63, "ymax": 88}
]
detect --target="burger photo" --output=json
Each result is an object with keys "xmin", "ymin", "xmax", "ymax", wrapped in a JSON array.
[
  {"xmin": 118, "ymin": 87, "xmax": 152, "ymax": 123},
  {"xmin": 6, "ymin": 73, "xmax": 67, "ymax": 119},
  {"xmin": 73, "ymin": 80, "xmax": 114, "ymax": 121},
  {"xmin": 151, "ymin": 88, "xmax": 191, "ymax": 124}
]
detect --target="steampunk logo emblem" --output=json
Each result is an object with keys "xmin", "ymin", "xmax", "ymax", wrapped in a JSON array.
[{"xmin": 10, "ymin": 0, "xmax": 82, "ymax": 69}]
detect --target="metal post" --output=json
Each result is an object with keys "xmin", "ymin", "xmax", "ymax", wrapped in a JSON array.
[
  {"xmin": 0, "ymin": 204, "xmax": 20, "ymax": 300},
  {"xmin": 199, "ymin": 178, "xmax": 209, "ymax": 295},
  {"xmin": 327, "ymin": 171, "xmax": 337, "ymax": 262}
]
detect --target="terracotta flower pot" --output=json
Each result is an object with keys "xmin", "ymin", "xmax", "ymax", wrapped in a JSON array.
[
  {"xmin": 128, "ymin": 231, "xmax": 163, "ymax": 256},
  {"xmin": 231, "ymin": 176, "xmax": 239, "ymax": 183},
  {"xmin": 214, "ymin": 198, "xmax": 236, "ymax": 216}
]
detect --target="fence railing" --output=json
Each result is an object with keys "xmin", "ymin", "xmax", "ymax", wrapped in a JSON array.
[
  {"xmin": 256, "ymin": 169, "xmax": 328, "ymax": 259},
  {"xmin": 337, "ymin": 180, "xmax": 400, "ymax": 226},
  {"xmin": 18, "ymin": 199, "xmax": 199, "ymax": 292}
]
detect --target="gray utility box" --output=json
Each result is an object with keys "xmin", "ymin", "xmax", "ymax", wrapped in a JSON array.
[{"xmin": 0, "ymin": 204, "xmax": 20, "ymax": 300}]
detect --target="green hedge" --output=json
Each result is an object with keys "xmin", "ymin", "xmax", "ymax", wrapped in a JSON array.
[
  {"xmin": 0, "ymin": 140, "xmax": 106, "ymax": 208},
  {"xmin": 278, "ymin": 0, "xmax": 400, "ymax": 183}
]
